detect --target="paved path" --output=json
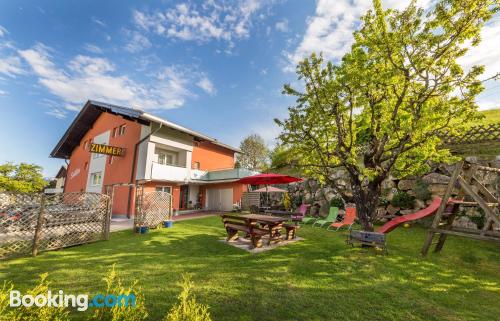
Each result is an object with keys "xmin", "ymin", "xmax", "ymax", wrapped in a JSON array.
[{"xmin": 110, "ymin": 212, "xmax": 221, "ymax": 232}]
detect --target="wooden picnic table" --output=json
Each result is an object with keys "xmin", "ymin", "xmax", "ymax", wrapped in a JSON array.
[{"xmin": 240, "ymin": 214, "xmax": 288, "ymax": 245}]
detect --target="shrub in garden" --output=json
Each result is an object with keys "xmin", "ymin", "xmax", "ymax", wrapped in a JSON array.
[
  {"xmin": 164, "ymin": 274, "xmax": 211, "ymax": 321},
  {"xmin": 413, "ymin": 179, "xmax": 432, "ymax": 201},
  {"xmin": 91, "ymin": 265, "xmax": 148, "ymax": 321},
  {"xmin": 329, "ymin": 196, "xmax": 345, "ymax": 210},
  {"xmin": 391, "ymin": 191, "xmax": 415, "ymax": 209},
  {"xmin": 283, "ymin": 193, "xmax": 291, "ymax": 211},
  {"xmin": 0, "ymin": 273, "xmax": 70, "ymax": 321}
]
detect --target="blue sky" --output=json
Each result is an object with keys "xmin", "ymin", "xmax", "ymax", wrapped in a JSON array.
[{"xmin": 0, "ymin": 0, "xmax": 499, "ymax": 177}]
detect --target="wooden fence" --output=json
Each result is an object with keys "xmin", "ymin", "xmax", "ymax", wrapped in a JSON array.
[
  {"xmin": 0, "ymin": 192, "xmax": 111, "ymax": 259},
  {"xmin": 442, "ymin": 123, "xmax": 500, "ymax": 145}
]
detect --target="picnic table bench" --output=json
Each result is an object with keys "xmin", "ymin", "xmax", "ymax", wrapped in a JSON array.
[{"xmin": 221, "ymin": 214, "xmax": 268, "ymax": 248}]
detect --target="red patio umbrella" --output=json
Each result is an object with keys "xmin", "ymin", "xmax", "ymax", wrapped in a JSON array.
[
  {"xmin": 237, "ymin": 173, "xmax": 302, "ymax": 185},
  {"xmin": 237, "ymin": 173, "xmax": 302, "ymax": 208}
]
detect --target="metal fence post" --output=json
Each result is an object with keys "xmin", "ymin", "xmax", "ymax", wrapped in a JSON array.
[
  {"xmin": 32, "ymin": 194, "xmax": 46, "ymax": 257},
  {"xmin": 103, "ymin": 195, "xmax": 111, "ymax": 240}
]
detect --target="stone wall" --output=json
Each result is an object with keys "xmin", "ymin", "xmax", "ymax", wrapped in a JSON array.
[{"xmin": 288, "ymin": 157, "xmax": 500, "ymax": 229}]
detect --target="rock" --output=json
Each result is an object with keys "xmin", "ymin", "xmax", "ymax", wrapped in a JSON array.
[
  {"xmin": 415, "ymin": 199, "xmax": 426, "ymax": 209},
  {"xmin": 378, "ymin": 218, "xmax": 389, "ymax": 223},
  {"xmin": 319, "ymin": 202, "xmax": 329, "ymax": 215},
  {"xmin": 400, "ymin": 209, "xmax": 414, "ymax": 215},
  {"xmin": 465, "ymin": 156, "xmax": 479, "ymax": 164},
  {"xmin": 452, "ymin": 216, "xmax": 478, "ymax": 229},
  {"xmin": 376, "ymin": 208, "xmax": 387, "ymax": 218},
  {"xmin": 429, "ymin": 184, "xmax": 453, "ymax": 196},
  {"xmin": 387, "ymin": 204, "xmax": 400, "ymax": 215},
  {"xmin": 422, "ymin": 173, "xmax": 450, "ymax": 185},
  {"xmin": 381, "ymin": 179, "xmax": 396, "ymax": 189},
  {"xmin": 398, "ymin": 179, "xmax": 415, "ymax": 190}
]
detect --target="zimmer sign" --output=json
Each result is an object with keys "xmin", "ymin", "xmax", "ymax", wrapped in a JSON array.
[{"xmin": 90, "ymin": 143, "xmax": 125, "ymax": 157}]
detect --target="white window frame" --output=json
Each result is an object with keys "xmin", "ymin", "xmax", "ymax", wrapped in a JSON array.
[
  {"xmin": 90, "ymin": 172, "xmax": 102, "ymax": 186},
  {"xmin": 119, "ymin": 125, "xmax": 126, "ymax": 136},
  {"xmin": 156, "ymin": 148, "xmax": 178, "ymax": 166},
  {"xmin": 155, "ymin": 186, "xmax": 172, "ymax": 194}
]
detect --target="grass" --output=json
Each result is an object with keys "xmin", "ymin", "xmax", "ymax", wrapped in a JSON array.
[{"xmin": 1, "ymin": 216, "xmax": 499, "ymax": 321}]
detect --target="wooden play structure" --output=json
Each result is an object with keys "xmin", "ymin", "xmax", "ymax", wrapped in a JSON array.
[{"xmin": 421, "ymin": 160, "xmax": 500, "ymax": 255}]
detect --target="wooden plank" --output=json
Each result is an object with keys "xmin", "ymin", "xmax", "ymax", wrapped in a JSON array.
[
  {"xmin": 457, "ymin": 176, "xmax": 500, "ymax": 226},
  {"xmin": 421, "ymin": 161, "xmax": 463, "ymax": 255},
  {"xmin": 470, "ymin": 177, "xmax": 498, "ymax": 203},
  {"xmin": 32, "ymin": 195, "xmax": 46, "ymax": 257},
  {"xmin": 430, "ymin": 228, "xmax": 500, "ymax": 242}
]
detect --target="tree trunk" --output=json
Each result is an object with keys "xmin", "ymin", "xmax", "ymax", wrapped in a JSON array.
[{"xmin": 350, "ymin": 180, "xmax": 381, "ymax": 232}]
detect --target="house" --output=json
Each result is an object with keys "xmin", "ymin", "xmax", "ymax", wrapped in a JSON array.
[
  {"xmin": 44, "ymin": 165, "xmax": 67, "ymax": 194},
  {"xmin": 50, "ymin": 100, "xmax": 257, "ymax": 217}
]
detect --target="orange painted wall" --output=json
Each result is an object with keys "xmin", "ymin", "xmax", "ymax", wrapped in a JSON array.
[
  {"xmin": 192, "ymin": 142, "xmax": 235, "ymax": 171},
  {"xmin": 64, "ymin": 112, "xmax": 142, "ymax": 215}
]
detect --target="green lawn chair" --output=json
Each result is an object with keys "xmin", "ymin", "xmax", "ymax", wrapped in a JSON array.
[
  {"xmin": 301, "ymin": 216, "xmax": 317, "ymax": 224},
  {"xmin": 312, "ymin": 207, "xmax": 339, "ymax": 228}
]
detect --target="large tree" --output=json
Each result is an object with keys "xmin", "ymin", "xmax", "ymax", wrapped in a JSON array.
[
  {"xmin": 0, "ymin": 162, "xmax": 48, "ymax": 193},
  {"xmin": 276, "ymin": 0, "xmax": 498, "ymax": 231},
  {"xmin": 237, "ymin": 134, "xmax": 269, "ymax": 171}
]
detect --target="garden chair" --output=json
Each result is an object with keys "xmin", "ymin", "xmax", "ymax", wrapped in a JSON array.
[
  {"xmin": 290, "ymin": 204, "xmax": 310, "ymax": 224},
  {"xmin": 327, "ymin": 207, "xmax": 356, "ymax": 231},
  {"xmin": 312, "ymin": 207, "xmax": 339, "ymax": 227}
]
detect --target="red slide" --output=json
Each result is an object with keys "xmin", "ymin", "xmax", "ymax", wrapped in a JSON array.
[{"xmin": 377, "ymin": 198, "xmax": 443, "ymax": 234}]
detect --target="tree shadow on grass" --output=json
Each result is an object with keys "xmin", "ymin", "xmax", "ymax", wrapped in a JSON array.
[{"xmin": 1, "ymin": 218, "xmax": 499, "ymax": 321}]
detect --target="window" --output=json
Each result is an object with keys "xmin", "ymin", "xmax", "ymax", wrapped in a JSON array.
[
  {"xmin": 155, "ymin": 186, "xmax": 172, "ymax": 194},
  {"xmin": 84, "ymin": 162, "xmax": 88, "ymax": 170},
  {"xmin": 90, "ymin": 172, "xmax": 102, "ymax": 186},
  {"xmin": 193, "ymin": 161, "xmax": 200, "ymax": 170},
  {"xmin": 112, "ymin": 127, "xmax": 117, "ymax": 138},
  {"xmin": 108, "ymin": 156, "xmax": 114, "ymax": 165},
  {"xmin": 119, "ymin": 125, "xmax": 126, "ymax": 136},
  {"xmin": 156, "ymin": 148, "xmax": 178, "ymax": 166},
  {"xmin": 83, "ymin": 140, "xmax": 89, "ymax": 150}
]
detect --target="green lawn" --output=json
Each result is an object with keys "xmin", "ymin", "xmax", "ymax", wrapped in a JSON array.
[{"xmin": 1, "ymin": 216, "xmax": 499, "ymax": 321}]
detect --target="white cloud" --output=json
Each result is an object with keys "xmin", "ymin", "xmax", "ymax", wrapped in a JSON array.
[
  {"xmin": 18, "ymin": 43, "xmax": 216, "ymax": 115},
  {"xmin": 275, "ymin": 19, "xmax": 288, "ymax": 32},
  {"xmin": 83, "ymin": 43, "xmax": 103, "ymax": 54},
  {"xmin": 91, "ymin": 17, "xmax": 106, "ymax": 27},
  {"xmin": 260, "ymin": 68, "xmax": 268, "ymax": 75},
  {"xmin": 0, "ymin": 25, "xmax": 8, "ymax": 37},
  {"xmin": 284, "ymin": 0, "xmax": 433, "ymax": 71},
  {"xmin": 124, "ymin": 30, "xmax": 152, "ymax": 53},
  {"xmin": 0, "ymin": 55, "xmax": 24, "ymax": 77},
  {"xmin": 197, "ymin": 76, "xmax": 216, "ymax": 95},
  {"xmin": 0, "ymin": 89, "xmax": 8, "ymax": 96},
  {"xmin": 46, "ymin": 108, "xmax": 67, "ymax": 119},
  {"xmin": 131, "ymin": 0, "xmax": 275, "ymax": 44}
]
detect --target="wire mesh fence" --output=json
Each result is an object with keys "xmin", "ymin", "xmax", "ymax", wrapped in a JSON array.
[
  {"xmin": 134, "ymin": 191, "xmax": 172, "ymax": 229},
  {"xmin": 0, "ymin": 192, "xmax": 111, "ymax": 259}
]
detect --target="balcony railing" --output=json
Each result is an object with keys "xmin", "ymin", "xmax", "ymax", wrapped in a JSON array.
[{"xmin": 151, "ymin": 162, "xmax": 189, "ymax": 182}]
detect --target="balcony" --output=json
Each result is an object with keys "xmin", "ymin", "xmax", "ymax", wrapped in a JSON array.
[
  {"xmin": 150, "ymin": 162, "xmax": 190, "ymax": 182},
  {"xmin": 197, "ymin": 168, "xmax": 258, "ymax": 181}
]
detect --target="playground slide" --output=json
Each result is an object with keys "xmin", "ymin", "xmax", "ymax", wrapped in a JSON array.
[{"xmin": 377, "ymin": 198, "xmax": 443, "ymax": 234}]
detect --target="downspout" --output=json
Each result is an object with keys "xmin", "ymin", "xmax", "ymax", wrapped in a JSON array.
[{"xmin": 126, "ymin": 123, "xmax": 163, "ymax": 218}]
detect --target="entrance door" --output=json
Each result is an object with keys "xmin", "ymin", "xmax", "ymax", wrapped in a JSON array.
[
  {"xmin": 207, "ymin": 188, "xmax": 233, "ymax": 211},
  {"xmin": 180, "ymin": 185, "xmax": 189, "ymax": 210}
]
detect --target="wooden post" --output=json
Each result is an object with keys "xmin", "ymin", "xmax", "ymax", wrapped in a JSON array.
[
  {"xmin": 32, "ymin": 194, "xmax": 46, "ymax": 257},
  {"xmin": 457, "ymin": 176, "xmax": 500, "ymax": 226},
  {"xmin": 421, "ymin": 161, "xmax": 463, "ymax": 256},
  {"xmin": 103, "ymin": 195, "xmax": 111, "ymax": 240}
]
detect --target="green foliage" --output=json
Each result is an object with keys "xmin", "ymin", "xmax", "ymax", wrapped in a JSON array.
[
  {"xmin": 283, "ymin": 193, "xmax": 292, "ymax": 211},
  {"xmin": 412, "ymin": 179, "xmax": 432, "ymax": 201},
  {"xmin": 91, "ymin": 265, "xmax": 148, "ymax": 321},
  {"xmin": 164, "ymin": 274, "xmax": 211, "ymax": 321},
  {"xmin": 391, "ymin": 191, "xmax": 415, "ymax": 209},
  {"xmin": 268, "ymin": 145, "xmax": 302, "ymax": 176},
  {"xmin": 237, "ymin": 134, "xmax": 269, "ymax": 171},
  {"xmin": 275, "ymin": 0, "xmax": 498, "ymax": 230},
  {"xmin": 378, "ymin": 196, "xmax": 390, "ymax": 207},
  {"xmin": 0, "ymin": 162, "xmax": 48, "ymax": 193},
  {"xmin": 329, "ymin": 196, "xmax": 345, "ymax": 209},
  {"xmin": 0, "ymin": 274, "xmax": 70, "ymax": 321}
]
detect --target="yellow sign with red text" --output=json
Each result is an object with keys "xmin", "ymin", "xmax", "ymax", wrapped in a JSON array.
[{"xmin": 89, "ymin": 143, "xmax": 125, "ymax": 157}]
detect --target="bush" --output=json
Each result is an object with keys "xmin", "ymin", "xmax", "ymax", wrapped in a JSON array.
[
  {"xmin": 0, "ymin": 273, "xmax": 70, "ymax": 321},
  {"xmin": 413, "ymin": 179, "xmax": 432, "ymax": 201},
  {"xmin": 391, "ymin": 191, "xmax": 415, "ymax": 209},
  {"xmin": 329, "ymin": 196, "xmax": 345, "ymax": 209},
  {"xmin": 283, "ymin": 193, "xmax": 291, "ymax": 211},
  {"xmin": 91, "ymin": 265, "xmax": 148, "ymax": 321},
  {"xmin": 164, "ymin": 274, "xmax": 211, "ymax": 321},
  {"xmin": 378, "ymin": 196, "xmax": 390, "ymax": 207}
]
